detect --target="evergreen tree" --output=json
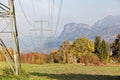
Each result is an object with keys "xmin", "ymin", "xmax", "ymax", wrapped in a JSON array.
[
  {"xmin": 111, "ymin": 34, "xmax": 120, "ymax": 62},
  {"xmin": 94, "ymin": 36, "xmax": 102, "ymax": 58},
  {"xmin": 101, "ymin": 40, "xmax": 109, "ymax": 62},
  {"xmin": 94, "ymin": 36, "xmax": 109, "ymax": 62}
]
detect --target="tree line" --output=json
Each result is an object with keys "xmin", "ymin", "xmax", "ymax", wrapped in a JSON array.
[
  {"xmin": 0, "ymin": 34, "xmax": 120, "ymax": 65},
  {"xmin": 49, "ymin": 34, "xmax": 120, "ymax": 65}
]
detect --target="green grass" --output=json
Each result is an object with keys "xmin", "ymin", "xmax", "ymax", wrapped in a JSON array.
[{"xmin": 0, "ymin": 62, "xmax": 120, "ymax": 80}]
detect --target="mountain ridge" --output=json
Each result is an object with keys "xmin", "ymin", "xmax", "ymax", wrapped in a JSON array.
[{"xmin": 3, "ymin": 15, "xmax": 120, "ymax": 53}]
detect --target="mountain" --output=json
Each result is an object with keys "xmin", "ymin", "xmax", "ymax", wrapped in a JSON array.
[
  {"xmin": 89, "ymin": 16, "xmax": 120, "ymax": 41},
  {"xmin": 2, "ymin": 16, "xmax": 120, "ymax": 53},
  {"xmin": 43, "ymin": 23, "xmax": 91, "ymax": 53},
  {"xmin": 43, "ymin": 15, "xmax": 120, "ymax": 53},
  {"xmin": 20, "ymin": 15, "xmax": 120, "ymax": 53},
  {"xmin": 59, "ymin": 22, "xmax": 91, "ymax": 41},
  {"xmin": 59, "ymin": 16, "xmax": 120, "ymax": 42}
]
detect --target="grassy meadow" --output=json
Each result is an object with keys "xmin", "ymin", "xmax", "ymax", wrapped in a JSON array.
[{"xmin": 0, "ymin": 62, "xmax": 120, "ymax": 80}]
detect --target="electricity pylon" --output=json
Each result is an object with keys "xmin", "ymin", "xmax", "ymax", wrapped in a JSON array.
[
  {"xmin": 0, "ymin": 0, "xmax": 21, "ymax": 75},
  {"xmin": 31, "ymin": 19, "xmax": 53, "ymax": 52}
]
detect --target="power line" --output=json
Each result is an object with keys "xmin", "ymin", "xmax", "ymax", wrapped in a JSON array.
[
  {"xmin": 53, "ymin": 0, "xmax": 63, "ymax": 37},
  {"xmin": 50, "ymin": 0, "xmax": 54, "ymax": 29},
  {"xmin": 17, "ymin": 0, "xmax": 33, "ymax": 27},
  {"xmin": 19, "ymin": 39, "xmax": 34, "ymax": 52},
  {"xmin": 17, "ymin": 0, "xmax": 37, "ymax": 52},
  {"xmin": 47, "ymin": 0, "xmax": 55, "ymax": 38},
  {"xmin": 29, "ymin": 31, "xmax": 37, "ymax": 51},
  {"xmin": 32, "ymin": 0, "xmax": 44, "ymax": 52},
  {"xmin": 48, "ymin": 0, "xmax": 50, "ymax": 28},
  {"xmin": 31, "ymin": 0, "xmax": 37, "ymax": 19},
  {"xmin": 29, "ymin": 0, "xmax": 39, "ymax": 52},
  {"xmin": 50, "ymin": 0, "xmax": 54, "ymax": 36},
  {"xmin": 18, "ymin": 31, "xmax": 30, "ymax": 37}
]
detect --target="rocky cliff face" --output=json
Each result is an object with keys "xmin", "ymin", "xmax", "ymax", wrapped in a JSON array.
[
  {"xmin": 59, "ymin": 16, "xmax": 120, "ymax": 42},
  {"xmin": 59, "ymin": 22, "xmax": 91, "ymax": 41}
]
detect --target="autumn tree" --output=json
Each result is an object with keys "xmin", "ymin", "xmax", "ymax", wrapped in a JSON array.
[
  {"xmin": 0, "ymin": 51, "xmax": 5, "ymax": 61},
  {"xmin": 72, "ymin": 37, "xmax": 94, "ymax": 56},
  {"xmin": 57, "ymin": 41, "xmax": 74, "ymax": 63},
  {"xmin": 49, "ymin": 50, "xmax": 61, "ymax": 63},
  {"xmin": 21, "ymin": 52, "xmax": 49, "ymax": 64},
  {"xmin": 0, "ymin": 49, "xmax": 14, "ymax": 61},
  {"xmin": 71, "ymin": 37, "xmax": 101, "ymax": 64}
]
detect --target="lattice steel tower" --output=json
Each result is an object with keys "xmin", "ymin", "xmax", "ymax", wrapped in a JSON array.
[{"xmin": 0, "ymin": 0, "xmax": 21, "ymax": 75}]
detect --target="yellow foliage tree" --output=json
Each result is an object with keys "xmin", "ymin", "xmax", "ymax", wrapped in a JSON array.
[{"xmin": 72, "ymin": 37, "xmax": 94, "ymax": 57}]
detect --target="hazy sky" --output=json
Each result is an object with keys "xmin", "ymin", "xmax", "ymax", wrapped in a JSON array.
[
  {"xmin": 1, "ymin": 0, "xmax": 120, "ymax": 52},
  {"xmin": 1, "ymin": 0, "xmax": 120, "ymax": 36}
]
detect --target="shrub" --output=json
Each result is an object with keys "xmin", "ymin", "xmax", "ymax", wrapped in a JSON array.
[
  {"xmin": 21, "ymin": 52, "xmax": 49, "ymax": 64},
  {"xmin": 2, "ymin": 67, "xmax": 29, "ymax": 79},
  {"xmin": 77, "ymin": 53, "xmax": 101, "ymax": 65},
  {"xmin": 49, "ymin": 50, "xmax": 62, "ymax": 63}
]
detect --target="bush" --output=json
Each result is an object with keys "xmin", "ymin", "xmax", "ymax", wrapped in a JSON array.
[
  {"xmin": 49, "ymin": 50, "xmax": 62, "ymax": 63},
  {"xmin": 21, "ymin": 52, "xmax": 49, "ymax": 64},
  {"xmin": 77, "ymin": 53, "xmax": 101, "ymax": 66},
  {"xmin": 2, "ymin": 67, "xmax": 29, "ymax": 79}
]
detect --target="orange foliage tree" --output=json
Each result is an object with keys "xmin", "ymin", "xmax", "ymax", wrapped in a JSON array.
[{"xmin": 21, "ymin": 52, "xmax": 49, "ymax": 64}]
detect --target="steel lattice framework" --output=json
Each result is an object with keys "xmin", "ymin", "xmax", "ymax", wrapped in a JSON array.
[{"xmin": 0, "ymin": 0, "xmax": 21, "ymax": 75}]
